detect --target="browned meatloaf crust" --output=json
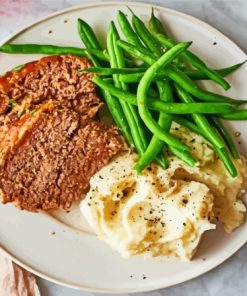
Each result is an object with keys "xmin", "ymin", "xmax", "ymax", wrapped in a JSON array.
[{"xmin": 0, "ymin": 55, "xmax": 123, "ymax": 211}]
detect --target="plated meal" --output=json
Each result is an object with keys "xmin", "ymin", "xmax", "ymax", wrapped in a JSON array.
[{"xmin": 0, "ymin": 5, "xmax": 247, "ymax": 268}]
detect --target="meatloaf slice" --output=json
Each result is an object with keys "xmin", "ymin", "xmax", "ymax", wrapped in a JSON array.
[
  {"xmin": 0, "ymin": 55, "xmax": 97, "ymax": 111},
  {"xmin": 0, "ymin": 105, "xmax": 122, "ymax": 211},
  {"xmin": 0, "ymin": 55, "xmax": 102, "ymax": 137}
]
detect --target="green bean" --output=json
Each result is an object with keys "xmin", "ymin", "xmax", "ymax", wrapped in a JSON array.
[
  {"xmin": 130, "ymin": 9, "xmax": 163, "ymax": 57},
  {"xmin": 166, "ymin": 64, "xmax": 246, "ymax": 104},
  {"xmin": 113, "ymin": 22, "xmax": 149, "ymax": 154},
  {"xmin": 108, "ymin": 22, "xmax": 147, "ymax": 155},
  {"xmin": 151, "ymin": 81, "xmax": 172, "ymax": 169},
  {"xmin": 135, "ymin": 81, "xmax": 172, "ymax": 172},
  {"xmin": 172, "ymin": 116, "xmax": 237, "ymax": 177},
  {"xmin": 148, "ymin": 9, "xmax": 187, "ymax": 69},
  {"xmin": 220, "ymin": 110, "xmax": 247, "ymax": 120},
  {"xmin": 169, "ymin": 146, "xmax": 198, "ymax": 167},
  {"xmin": 173, "ymin": 117, "xmax": 238, "ymax": 177},
  {"xmin": 148, "ymin": 7, "xmax": 168, "ymax": 37},
  {"xmin": 153, "ymin": 33, "xmax": 230, "ymax": 90},
  {"xmin": 117, "ymin": 39, "xmax": 156, "ymax": 63},
  {"xmin": 117, "ymin": 61, "xmax": 246, "ymax": 82},
  {"xmin": 117, "ymin": 40, "xmax": 246, "ymax": 105},
  {"xmin": 81, "ymin": 67, "xmax": 147, "ymax": 75},
  {"xmin": 117, "ymin": 11, "xmax": 144, "ymax": 47},
  {"xmin": 0, "ymin": 43, "xmax": 108, "ymax": 61},
  {"xmin": 211, "ymin": 116, "xmax": 239, "ymax": 159},
  {"xmin": 147, "ymin": 86, "xmax": 160, "ymax": 98},
  {"xmin": 173, "ymin": 85, "xmax": 238, "ymax": 177},
  {"xmin": 93, "ymin": 76, "xmax": 236, "ymax": 114},
  {"xmin": 174, "ymin": 83, "xmax": 225, "ymax": 149},
  {"xmin": 119, "ymin": 72, "xmax": 144, "ymax": 83},
  {"xmin": 136, "ymin": 41, "xmax": 192, "ymax": 152},
  {"xmin": 115, "ymin": 14, "xmax": 167, "ymax": 166},
  {"xmin": 77, "ymin": 20, "xmax": 135, "ymax": 148},
  {"xmin": 102, "ymin": 90, "xmax": 135, "ymax": 146},
  {"xmin": 216, "ymin": 147, "xmax": 237, "ymax": 177},
  {"xmin": 77, "ymin": 18, "xmax": 102, "ymax": 50},
  {"xmin": 118, "ymin": 8, "xmax": 172, "ymax": 168},
  {"xmin": 184, "ymin": 61, "xmax": 246, "ymax": 80},
  {"xmin": 11, "ymin": 64, "xmax": 25, "ymax": 72},
  {"xmin": 172, "ymin": 116, "xmax": 205, "ymax": 136}
]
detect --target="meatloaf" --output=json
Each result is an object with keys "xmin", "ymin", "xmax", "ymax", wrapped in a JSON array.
[{"xmin": 0, "ymin": 55, "xmax": 123, "ymax": 211}]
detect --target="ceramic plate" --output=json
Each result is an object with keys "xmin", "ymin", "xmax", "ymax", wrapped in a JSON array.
[{"xmin": 0, "ymin": 1, "xmax": 246, "ymax": 293}]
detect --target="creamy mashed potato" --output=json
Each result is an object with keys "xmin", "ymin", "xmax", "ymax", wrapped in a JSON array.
[
  {"xmin": 80, "ymin": 124, "xmax": 247, "ymax": 260},
  {"xmin": 170, "ymin": 124, "xmax": 247, "ymax": 233}
]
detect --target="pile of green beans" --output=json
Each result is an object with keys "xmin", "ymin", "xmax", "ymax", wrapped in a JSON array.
[{"xmin": 1, "ymin": 9, "xmax": 247, "ymax": 177}]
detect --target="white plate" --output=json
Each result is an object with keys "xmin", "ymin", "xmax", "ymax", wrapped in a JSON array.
[{"xmin": 0, "ymin": 1, "xmax": 247, "ymax": 293}]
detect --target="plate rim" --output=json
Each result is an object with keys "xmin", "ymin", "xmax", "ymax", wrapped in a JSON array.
[{"xmin": 0, "ymin": 1, "xmax": 247, "ymax": 293}]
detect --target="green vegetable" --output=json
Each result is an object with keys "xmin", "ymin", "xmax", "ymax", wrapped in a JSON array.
[
  {"xmin": 11, "ymin": 64, "xmax": 25, "ymax": 72},
  {"xmin": 169, "ymin": 146, "xmax": 198, "ymax": 166},
  {"xmin": 220, "ymin": 110, "xmax": 247, "ymax": 120},
  {"xmin": 117, "ymin": 11, "xmax": 144, "ymax": 48},
  {"xmin": 92, "ymin": 77, "xmax": 236, "ymax": 114},
  {"xmin": 0, "ymin": 43, "xmax": 108, "ymax": 62},
  {"xmin": 211, "ymin": 116, "xmax": 239, "ymax": 159},
  {"xmin": 136, "ymin": 41, "xmax": 192, "ymax": 152},
  {"xmin": 135, "ymin": 81, "xmax": 172, "ymax": 172},
  {"xmin": 81, "ymin": 67, "xmax": 147, "ymax": 75},
  {"xmin": 174, "ymin": 83, "xmax": 237, "ymax": 176},
  {"xmin": 148, "ymin": 8, "xmax": 187, "ymax": 69},
  {"xmin": 184, "ymin": 61, "xmax": 246, "ymax": 80},
  {"xmin": 114, "ymin": 61, "xmax": 246, "ymax": 82},
  {"xmin": 152, "ymin": 33, "xmax": 231, "ymax": 90},
  {"xmin": 117, "ymin": 40, "xmax": 246, "ymax": 105},
  {"xmin": 172, "ymin": 116, "xmax": 205, "ymax": 135},
  {"xmin": 108, "ymin": 21, "xmax": 146, "ymax": 155},
  {"xmin": 174, "ymin": 83, "xmax": 225, "ymax": 149},
  {"xmin": 148, "ymin": 7, "xmax": 168, "ymax": 37},
  {"xmin": 30, "ymin": 109, "xmax": 37, "ymax": 116},
  {"xmin": 130, "ymin": 8, "xmax": 163, "ymax": 57},
  {"xmin": 77, "ymin": 18, "xmax": 102, "ymax": 50},
  {"xmin": 10, "ymin": 100, "xmax": 18, "ymax": 108},
  {"xmin": 215, "ymin": 147, "xmax": 237, "ymax": 177},
  {"xmin": 77, "ymin": 20, "xmax": 135, "ymax": 147},
  {"xmin": 102, "ymin": 89, "xmax": 134, "ymax": 146}
]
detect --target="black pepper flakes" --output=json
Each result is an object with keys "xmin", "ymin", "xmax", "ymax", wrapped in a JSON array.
[
  {"xmin": 213, "ymin": 42, "xmax": 217, "ymax": 45},
  {"xmin": 48, "ymin": 30, "xmax": 52, "ymax": 34}
]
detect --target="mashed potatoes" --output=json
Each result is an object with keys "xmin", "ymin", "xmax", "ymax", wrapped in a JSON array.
[{"xmin": 80, "ymin": 124, "xmax": 247, "ymax": 260}]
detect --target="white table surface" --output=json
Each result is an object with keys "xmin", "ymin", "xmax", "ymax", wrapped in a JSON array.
[{"xmin": 0, "ymin": 1, "xmax": 247, "ymax": 295}]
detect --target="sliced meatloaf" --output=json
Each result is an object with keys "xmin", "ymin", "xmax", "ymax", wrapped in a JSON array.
[
  {"xmin": 0, "ymin": 105, "xmax": 122, "ymax": 211},
  {"xmin": 0, "ymin": 55, "xmax": 102, "ymax": 136},
  {"xmin": 0, "ymin": 55, "xmax": 123, "ymax": 211},
  {"xmin": 0, "ymin": 55, "xmax": 97, "ymax": 111}
]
